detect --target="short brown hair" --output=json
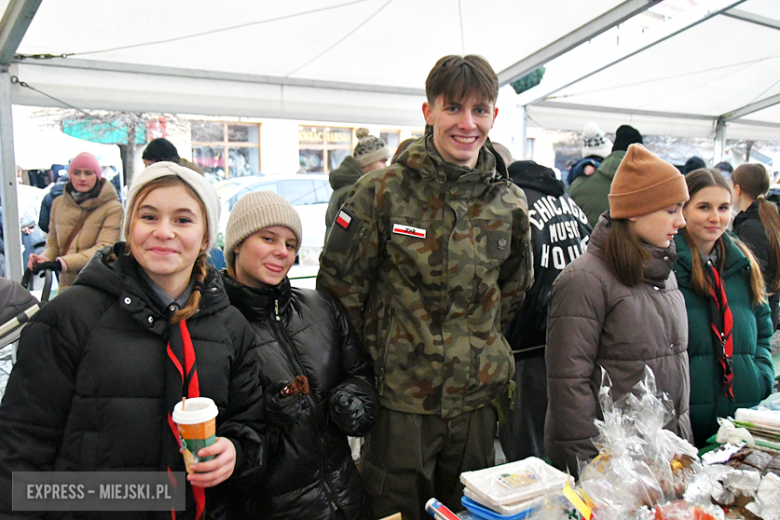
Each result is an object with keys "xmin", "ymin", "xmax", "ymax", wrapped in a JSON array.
[{"xmin": 425, "ymin": 55, "xmax": 498, "ymax": 105}]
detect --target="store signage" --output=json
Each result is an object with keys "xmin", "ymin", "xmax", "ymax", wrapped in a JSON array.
[{"xmin": 298, "ymin": 128, "xmax": 351, "ymax": 144}]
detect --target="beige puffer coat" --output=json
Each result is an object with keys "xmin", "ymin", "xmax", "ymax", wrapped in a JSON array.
[
  {"xmin": 42, "ymin": 179, "xmax": 123, "ymax": 289},
  {"xmin": 545, "ymin": 215, "xmax": 692, "ymax": 477}
]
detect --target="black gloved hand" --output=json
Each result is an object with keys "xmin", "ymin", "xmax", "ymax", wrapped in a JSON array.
[
  {"xmin": 264, "ymin": 381, "xmax": 305, "ymax": 428},
  {"xmin": 33, "ymin": 260, "xmax": 61, "ymax": 274},
  {"xmin": 328, "ymin": 381, "xmax": 378, "ymax": 436}
]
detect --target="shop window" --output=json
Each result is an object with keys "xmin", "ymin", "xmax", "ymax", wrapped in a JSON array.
[
  {"xmin": 299, "ymin": 126, "xmax": 352, "ymax": 173},
  {"xmin": 191, "ymin": 122, "xmax": 261, "ymax": 181},
  {"xmin": 380, "ymin": 131, "xmax": 400, "ymax": 150}
]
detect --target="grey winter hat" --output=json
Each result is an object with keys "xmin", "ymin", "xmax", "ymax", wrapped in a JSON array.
[
  {"xmin": 125, "ymin": 161, "xmax": 221, "ymax": 250},
  {"xmin": 353, "ymin": 128, "xmax": 391, "ymax": 168},
  {"xmin": 224, "ymin": 190, "xmax": 303, "ymax": 268}
]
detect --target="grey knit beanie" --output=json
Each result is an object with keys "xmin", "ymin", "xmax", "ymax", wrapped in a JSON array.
[
  {"xmin": 125, "ymin": 161, "xmax": 221, "ymax": 249},
  {"xmin": 353, "ymin": 128, "xmax": 391, "ymax": 168},
  {"xmin": 224, "ymin": 190, "xmax": 303, "ymax": 267}
]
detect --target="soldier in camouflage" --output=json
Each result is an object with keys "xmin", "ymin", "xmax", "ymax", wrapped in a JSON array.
[{"xmin": 317, "ymin": 55, "xmax": 533, "ymax": 520}]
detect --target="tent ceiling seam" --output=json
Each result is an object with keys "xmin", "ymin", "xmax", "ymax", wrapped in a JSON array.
[
  {"xmin": 43, "ymin": 0, "xmax": 372, "ymax": 58},
  {"xmin": 284, "ymin": 0, "xmax": 394, "ymax": 78},
  {"xmin": 517, "ymin": 0, "xmax": 749, "ymax": 107},
  {"xmin": 721, "ymin": 9, "xmax": 780, "ymax": 32},
  {"xmin": 497, "ymin": 0, "xmax": 663, "ymax": 86}
]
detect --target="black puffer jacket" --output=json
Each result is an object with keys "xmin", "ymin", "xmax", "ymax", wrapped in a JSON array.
[
  {"xmin": 733, "ymin": 201, "xmax": 780, "ymax": 329},
  {"xmin": 0, "ymin": 244, "xmax": 266, "ymax": 520},
  {"xmin": 222, "ymin": 274, "xmax": 377, "ymax": 520}
]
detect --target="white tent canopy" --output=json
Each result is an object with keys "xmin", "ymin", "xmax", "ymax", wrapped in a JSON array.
[
  {"xmin": 6, "ymin": 0, "xmax": 656, "ymax": 125},
  {"xmin": 1, "ymin": 0, "xmax": 779, "ymax": 280},
  {"xmin": 516, "ymin": 0, "xmax": 780, "ymax": 141}
]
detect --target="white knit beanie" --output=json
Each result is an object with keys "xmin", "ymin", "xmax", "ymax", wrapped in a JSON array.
[
  {"xmin": 224, "ymin": 190, "xmax": 303, "ymax": 267},
  {"xmin": 125, "ymin": 161, "xmax": 221, "ymax": 249},
  {"xmin": 582, "ymin": 121, "xmax": 613, "ymax": 158}
]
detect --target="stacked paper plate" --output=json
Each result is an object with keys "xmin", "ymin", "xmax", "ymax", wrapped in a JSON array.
[{"xmin": 459, "ymin": 458, "xmax": 573, "ymax": 520}]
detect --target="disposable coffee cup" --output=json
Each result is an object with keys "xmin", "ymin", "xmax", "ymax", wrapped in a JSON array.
[{"xmin": 172, "ymin": 397, "xmax": 218, "ymax": 474}]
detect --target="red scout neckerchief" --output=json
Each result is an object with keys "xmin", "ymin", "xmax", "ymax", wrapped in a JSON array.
[
  {"xmin": 705, "ymin": 262, "xmax": 735, "ymax": 400},
  {"xmin": 166, "ymin": 320, "xmax": 206, "ymax": 520}
]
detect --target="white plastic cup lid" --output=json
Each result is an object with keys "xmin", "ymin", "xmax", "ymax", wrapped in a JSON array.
[{"xmin": 172, "ymin": 397, "xmax": 218, "ymax": 425}]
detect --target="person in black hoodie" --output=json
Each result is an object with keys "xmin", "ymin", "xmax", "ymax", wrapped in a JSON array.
[
  {"xmin": 221, "ymin": 190, "xmax": 377, "ymax": 520},
  {"xmin": 0, "ymin": 162, "xmax": 266, "ymax": 520},
  {"xmin": 500, "ymin": 160, "xmax": 591, "ymax": 462}
]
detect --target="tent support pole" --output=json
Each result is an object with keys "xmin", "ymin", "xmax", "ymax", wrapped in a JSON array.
[
  {"xmin": 518, "ymin": 105, "xmax": 528, "ymax": 160},
  {"xmin": 0, "ymin": 69, "xmax": 23, "ymax": 281},
  {"xmin": 714, "ymin": 118, "xmax": 727, "ymax": 165},
  {"xmin": 0, "ymin": 0, "xmax": 44, "ymax": 281}
]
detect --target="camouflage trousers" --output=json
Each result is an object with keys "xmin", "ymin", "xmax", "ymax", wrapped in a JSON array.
[{"xmin": 360, "ymin": 406, "xmax": 496, "ymax": 520}]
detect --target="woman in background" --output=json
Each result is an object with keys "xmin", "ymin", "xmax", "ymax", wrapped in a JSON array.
[
  {"xmin": 28, "ymin": 152, "xmax": 122, "ymax": 290},
  {"xmin": 674, "ymin": 168, "xmax": 774, "ymax": 447},
  {"xmin": 731, "ymin": 163, "xmax": 780, "ymax": 329},
  {"xmin": 546, "ymin": 144, "xmax": 692, "ymax": 478}
]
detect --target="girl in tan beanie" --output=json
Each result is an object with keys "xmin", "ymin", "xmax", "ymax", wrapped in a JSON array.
[
  {"xmin": 545, "ymin": 143, "xmax": 694, "ymax": 478},
  {"xmin": 220, "ymin": 190, "xmax": 377, "ymax": 520}
]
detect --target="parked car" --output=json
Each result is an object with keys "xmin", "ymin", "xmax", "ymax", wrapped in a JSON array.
[{"xmin": 215, "ymin": 174, "xmax": 333, "ymax": 287}]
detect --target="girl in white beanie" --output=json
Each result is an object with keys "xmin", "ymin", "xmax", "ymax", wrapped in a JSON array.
[
  {"xmin": 0, "ymin": 162, "xmax": 266, "ymax": 519},
  {"xmin": 221, "ymin": 190, "xmax": 378, "ymax": 520}
]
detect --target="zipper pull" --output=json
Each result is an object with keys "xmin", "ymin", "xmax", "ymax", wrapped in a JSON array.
[{"xmin": 275, "ymin": 300, "xmax": 280, "ymax": 321}]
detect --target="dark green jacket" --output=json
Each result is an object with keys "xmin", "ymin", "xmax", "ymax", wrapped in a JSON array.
[
  {"xmin": 325, "ymin": 155, "xmax": 365, "ymax": 240},
  {"xmin": 317, "ymin": 134, "xmax": 533, "ymax": 418},
  {"xmin": 567, "ymin": 150, "xmax": 625, "ymax": 228},
  {"xmin": 673, "ymin": 233, "xmax": 775, "ymax": 447}
]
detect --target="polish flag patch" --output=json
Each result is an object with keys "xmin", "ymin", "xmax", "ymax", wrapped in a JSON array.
[
  {"xmin": 392, "ymin": 223, "xmax": 426, "ymax": 239},
  {"xmin": 336, "ymin": 210, "xmax": 352, "ymax": 229}
]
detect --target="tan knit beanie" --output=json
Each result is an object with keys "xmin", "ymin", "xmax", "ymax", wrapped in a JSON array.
[
  {"xmin": 353, "ymin": 128, "xmax": 391, "ymax": 168},
  {"xmin": 224, "ymin": 190, "xmax": 303, "ymax": 267},
  {"xmin": 609, "ymin": 144, "xmax": 689, "ymax": 219}
]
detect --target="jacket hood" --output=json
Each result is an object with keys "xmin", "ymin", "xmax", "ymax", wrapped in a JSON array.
[
  {"xmin": 589, "ymin": 213, "xmax": 678, "ymax": 285},
  {"xmin": 50, "ymin": 181, "xmax": 66, "ymax": 197},
  {"xmin": 75, "ymin": 243, "xmax": 230, "ymax": 336},
  {"xmin": 395, "ymin": 126, "xmax": 508, "ymax": 185},
  {"xmin": 508, "ymin": 161, "xmax": 565, "ymax": 197},
  {"xmin": 329, "ymin": 155, "xmax": 364, "ymax": 190},
  {"xmin": 596, "ymin": 150, "xmax": 627, "ymax": 181},
  {"xmin": 221, "ymin": 271, "xmax": 294, "ymax": 322}
]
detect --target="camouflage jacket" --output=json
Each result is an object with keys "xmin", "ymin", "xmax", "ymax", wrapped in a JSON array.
[{"xmin": 316, "ymin": 135, "xmax": 533, "ymax": 418}]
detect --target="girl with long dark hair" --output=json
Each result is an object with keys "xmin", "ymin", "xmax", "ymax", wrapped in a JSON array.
[{"xmin": 674, "ymin": 168, "xmax": 774, "ymax": 447}]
